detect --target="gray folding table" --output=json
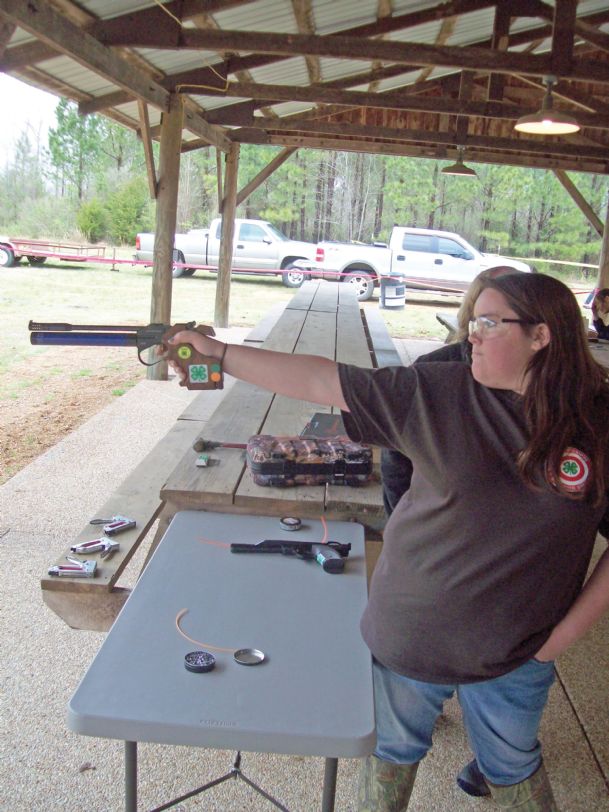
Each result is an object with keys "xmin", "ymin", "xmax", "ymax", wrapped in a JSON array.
[{"xmin": 67, "ymin": 511, "xmax": 375, "ymax": 811}]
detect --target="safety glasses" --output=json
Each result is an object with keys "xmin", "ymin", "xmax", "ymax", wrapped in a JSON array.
[{"xmin": 468, "ymin": 315, "xmax": 536, "ymax": 339}]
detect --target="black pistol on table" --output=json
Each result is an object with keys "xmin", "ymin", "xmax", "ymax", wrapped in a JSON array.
[
  {"xmin": 28, "ymin": 320, "xmax": 223, "ymax": 391},
  {"xmin": 230, "ymin": 538, "xmax": 351, "ymax": 573}
]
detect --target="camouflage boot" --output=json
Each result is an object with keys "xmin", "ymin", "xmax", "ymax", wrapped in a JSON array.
[
  {"xmin": 488, "ymin": 762, "xmax": 558, "ymax": 811},
  {"xmin": 358, "ymin": 754, "xmax": 419, "ymax": 811}
]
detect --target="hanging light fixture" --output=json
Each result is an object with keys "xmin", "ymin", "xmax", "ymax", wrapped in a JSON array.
[
  {"xmin": 441, "ymin": 146, "xmax": 477, "ymax": 177},
  {"xmin": 514, "ymin": 75, "xmax": 580, "ymax": 135}
]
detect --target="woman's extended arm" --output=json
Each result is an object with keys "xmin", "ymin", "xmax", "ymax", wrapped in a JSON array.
[
  {"xmin": 535, "ymin": 545, "xmax": 609, "ymax": 661},
  {"xmin": 169, "ymin": 329, "xmax": 349, "ymax": 411}
]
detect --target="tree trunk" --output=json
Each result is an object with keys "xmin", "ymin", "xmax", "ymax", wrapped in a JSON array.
[{"xmin": 374, "ymin": 161, "xmax": 386, "ymax": 238}]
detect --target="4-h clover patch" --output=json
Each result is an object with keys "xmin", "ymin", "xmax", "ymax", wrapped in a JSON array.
[{"xmin": 557, "ymin": 447, "xmax": 591, "ymax": 493}]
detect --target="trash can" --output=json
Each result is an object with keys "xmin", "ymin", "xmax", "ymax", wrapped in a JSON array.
[{"xmin": 379, "ymin": 275, "xmax": 406, "ymax": 310}]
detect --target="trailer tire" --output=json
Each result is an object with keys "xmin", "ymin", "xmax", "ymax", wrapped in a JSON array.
[
  {"xmin": 0, "ymin": 245, "xmax": 16, "ymax": 268},
  {"xmin": 343, "ymin": 271, "xmax": 375, "ymax": 301},
  {"xmin": 172, "ymin": 252, "xmax": 187, "ymax": 278},
  {"xmin": 27, "ymin": 256, "xmax": 47, "ymax": 266},
  {"xmin": 282, "ymin": 264, "xmax": 305, "ymax": 288}
]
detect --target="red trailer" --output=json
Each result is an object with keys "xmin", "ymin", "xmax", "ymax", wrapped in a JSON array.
[{"xmin": 0, "ymin": 236, "xmax": 107, "ymax": 267}]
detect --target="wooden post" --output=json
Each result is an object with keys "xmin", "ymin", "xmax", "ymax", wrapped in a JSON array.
[
  {"xmin": 214, "ymin": 142, "xmax": 240, "ymax": 328},
  {"xmin": 147, "ymin": 94, "xmax": 183, "ymax": 379},
  {"xmin": 598, "ymin": 190, "xmax": 609, "ymax": 288},
  {"xmin": 216, "ymin": 147, "xmax": 223, "ymax": 212}
]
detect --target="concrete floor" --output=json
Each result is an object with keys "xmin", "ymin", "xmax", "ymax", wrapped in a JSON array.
[{"xmin": 1, "ymin": 333, "xmax": 607, "ymax": 811}]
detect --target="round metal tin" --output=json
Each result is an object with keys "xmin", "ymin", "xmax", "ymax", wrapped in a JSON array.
[
  {"xmin": 279, "ymin": 516, "xmax": 301, "ymax": 532},
  {"xmin": 184, "ymin": 650, "xmax": 216, "ymax": 673},
  {"xmin": 233, "ymin": 648, "xmax": 266, "ymax": 666}
]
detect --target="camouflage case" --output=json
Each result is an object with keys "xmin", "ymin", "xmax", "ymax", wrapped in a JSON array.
[{"xmin": 246, "ymin": 435, "xmax": 372, "ymax": 487}]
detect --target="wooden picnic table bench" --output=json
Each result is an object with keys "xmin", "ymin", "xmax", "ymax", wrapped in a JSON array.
[
  {"xmin": 436, "ymin": 311, "xmax": 459, "ymax": 343},
  {"xmin": 42, "ymin": 282, "xmax": 401, "ymax": 631}
]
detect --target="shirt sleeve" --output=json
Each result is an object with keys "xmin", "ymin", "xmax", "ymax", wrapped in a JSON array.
[
  {"xmin": 592, "ymin": 318, "xmax": 609, "ymax": 340},
  {"xmin": 337, "ymin": 363, "xmax": 418, "ymax": 450}
]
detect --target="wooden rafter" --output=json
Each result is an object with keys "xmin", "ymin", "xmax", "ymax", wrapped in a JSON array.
[{"xmin": 201, "ymin": 80, "xmax": 609, "ymax": 130}]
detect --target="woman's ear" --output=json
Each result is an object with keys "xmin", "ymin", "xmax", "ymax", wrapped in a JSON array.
[{"xmin": 531, "ymin": 323, "xmax": 551, "ymax": 351}]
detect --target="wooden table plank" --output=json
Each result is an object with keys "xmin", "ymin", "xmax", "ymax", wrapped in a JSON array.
[
  {"xmin": 163, "ymin": 283, "xmax": 384, "ymax": 534},
  {"xmin": 310, "ymin": 281, "xmax": 339, "ymax": 312},
  {"xmin": 285, "ymin": 280, "xmax": 320, "ymax": 310}
]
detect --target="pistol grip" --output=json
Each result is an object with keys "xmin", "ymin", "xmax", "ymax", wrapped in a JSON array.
[{"xmin": 163, "ymin": 324, "xmax": 223, "ymax": 391}]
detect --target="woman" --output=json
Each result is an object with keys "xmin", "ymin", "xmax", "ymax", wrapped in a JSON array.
[
  {"xmin": 591, "ymin": 287, "xmax": 609, "ymax": 339},
  {"xmin": 169, "ymin": 273, "xmax": 609, "ymax": 811}
]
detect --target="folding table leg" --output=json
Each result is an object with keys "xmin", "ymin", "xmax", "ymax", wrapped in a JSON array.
[
  {"xmin": 321, "ymin": 757, "xmax": 338, "ymax": 812},
  {"xmin": 125, "ymin": 741, "xmax": 138, "ymax": 812}
]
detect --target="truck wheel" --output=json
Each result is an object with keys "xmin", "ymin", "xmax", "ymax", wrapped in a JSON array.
[
  {"xmin": 27, "ymin": 255, "xmax": 47, "ymax": 266},
  {"xmin": 344, "ymin": 272, "xmax": 374, "ymax": 301},
  {"xmin": 181, "ymin": 268, "xmax": 196, "ymax": 277},
  {"xmin": 282, "ymin": 264, "xmax": 305, "ymax": 288},
  {"xmin": 0, "ymin": 245, "xmax": 16, "ymax": 267},
  {"xmin": 172, "ymin": 252, "xmax": 186, "ymax": 278}
]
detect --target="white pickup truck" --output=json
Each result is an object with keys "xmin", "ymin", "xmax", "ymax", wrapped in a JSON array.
[
  {"xmin": 135, "ymin": 217, "xmax": 316, "ymax": 286},
  {"xmin": 298, "ymin": 226, "xmax": 531, "ymax": 301}
]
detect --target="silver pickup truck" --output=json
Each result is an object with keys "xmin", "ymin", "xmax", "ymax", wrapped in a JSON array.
[{"xmin": 134, "ymin": 217, "xmax": 316, "ymax": 286}]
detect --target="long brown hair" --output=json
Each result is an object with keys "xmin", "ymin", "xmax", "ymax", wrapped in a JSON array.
[{"xmin": 481, "ymin": 273, "xmax": 609, "ymax": 504}]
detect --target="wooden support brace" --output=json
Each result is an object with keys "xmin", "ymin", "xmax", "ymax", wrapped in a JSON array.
[
  {"xmin": 236, "ymin": 147, "xmax": 298, "ymax": 206},
  {"xmin": 137, "ymin": 100, "xmax": 158, "ymax": 199},
  {"xmin": 553, "ymin": 170, "xmax": 604, "ymax": 236}
]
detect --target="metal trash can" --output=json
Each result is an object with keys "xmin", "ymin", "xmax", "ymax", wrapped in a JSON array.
[{"xmin": 379, "ymin": 275, "xmax": 406, "ymax": 310}]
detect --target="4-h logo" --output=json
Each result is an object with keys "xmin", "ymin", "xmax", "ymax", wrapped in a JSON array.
[
  {"xmin": 188, "ymin": 364, "xmax": 209, "ymax": 383},
  {"xmin": 557, "ymin": 447, "xmax": 591, "ymax": 493}
]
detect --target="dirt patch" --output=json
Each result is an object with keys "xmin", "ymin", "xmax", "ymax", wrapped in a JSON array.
[{"xmin": 1, "ymin": 349, "xmax": 143, "ymax": 485}]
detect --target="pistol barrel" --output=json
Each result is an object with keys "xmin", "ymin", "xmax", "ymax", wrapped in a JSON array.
[{"xmin": 30, "ymin": 331, "xmax": 138, "ymax": 347}]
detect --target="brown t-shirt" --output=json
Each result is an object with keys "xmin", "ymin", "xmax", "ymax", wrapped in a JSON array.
[{"xmin": 339, "ymin": 362, "xmax": 608, "ymax": 683}]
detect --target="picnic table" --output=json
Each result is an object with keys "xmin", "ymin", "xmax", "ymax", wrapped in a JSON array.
[
  {"xmin": 42, "ymin": 282, "xmax": 399, "ymax": 631},
  {"xmin": 154, "ymin": 281, "xmax": 385, "ymax": 550}
]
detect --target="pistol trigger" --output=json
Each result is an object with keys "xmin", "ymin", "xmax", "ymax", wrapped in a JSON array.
[{"xmin": 138, "ymin": 347, "xmax": 160, "ymax": 367}]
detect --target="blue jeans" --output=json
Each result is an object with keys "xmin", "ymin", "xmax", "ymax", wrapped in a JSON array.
[{"xmin": 372, "ymin": 657, "xmax": 556, "ymax": 786}]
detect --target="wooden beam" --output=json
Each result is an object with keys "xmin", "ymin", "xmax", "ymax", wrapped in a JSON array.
[
  {"xmin": 553, "ymin": 170, "xmax": 604, "ymax": 236},
  {"xmin": 182, "ymin": 98, "xmax": 232, "ymax": 152},
  {"xmin": 0, "ymin": 18, "xmax": 14, "ymax": 57},
  {"xmin": 148, "ymin": 93, "xmax": 183, "ymax": 379},
  {"xmin": 488, "ymin": 2, "xmax": 511, "ymax": 101},
  {"xmin": 598, "ymin": 193, "xmax": 609, "ymax": 287},
  {"xmin": 512, "ymin": 74, "xmax": 609, "ymax": 116},
  {"xmin": 101, "ymin": 24, "xmax": 609, "ymax": 83},
  {"xmin": 215, "ymin": 143, "xmax": 240, "ymax": 328},
  {"xmin": 0, "ymin": 38, "xmax": 58, "ymax": 70},
  {"xmin": 236, "ymin": 117, "xmax": 609, "ymax": 162},
  {"xmin": 216, "ymin": 148, "xmax": 223, "ymax": 212},
  {"xmin": 551, "ymin": 0, "xmax": 577, "ymax": 78},
  {"xmin": 236, "ymin": 147, "xmax": 297, "ymax": 206},
  {"xmin": 0, "ymin": 0, "xmax": 170, "ymax": 111},
  {"xmin": 233, "ymin": 131, "xmax": 609, "ymax": 174},
  {"xmin": 137, "ymin": 100, "xmax": 158, "ymax": 200},
  {"xmin": 212, "ymin": 80, "xmax": 609, "ymax": 130},
  {"xmin": 456, "ymin": 70, "xmax": 474, "ymax": 143},
  {"xmin": 291, "ymin": 0, "xmax": 320, "ymax": 85}
]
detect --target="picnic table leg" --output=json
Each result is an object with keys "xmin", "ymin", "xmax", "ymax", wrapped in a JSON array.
[
  {"xmin": 321, "ymin": 757, "xmax": 338, "ymax": 812},
  {"xmin": 125, "ymin": 740, "xmax": 138, "ymax": 812},
  {"xmin": 140, "ymin": 505, "xmax": 173, "ymax": 575}
]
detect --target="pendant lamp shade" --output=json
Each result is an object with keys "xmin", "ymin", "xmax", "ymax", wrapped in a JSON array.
[
  {"xmin": 514, "ymin": 76, "xmax": 580, "ymax": 135},
  {"xmin": 441, "ymin": 147, "xmax": 477, "ymax": 177}
]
